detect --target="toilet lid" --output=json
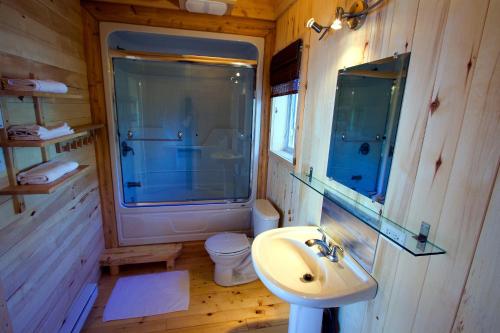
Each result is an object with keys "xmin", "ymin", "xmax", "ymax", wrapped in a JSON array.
[{"xmin": 205, "ymin": 233, "xmax": 250, "ymax": 254}]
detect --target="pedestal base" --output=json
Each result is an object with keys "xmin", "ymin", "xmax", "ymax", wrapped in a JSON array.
[{"xmin": 288, "ymin": 304, "xmax": 323, "ymax": 333}]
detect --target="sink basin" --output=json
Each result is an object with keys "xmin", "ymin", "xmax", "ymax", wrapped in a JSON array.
[{"xmin": 252, "ymin": 226, "xmax": 377, "ymax": 333}]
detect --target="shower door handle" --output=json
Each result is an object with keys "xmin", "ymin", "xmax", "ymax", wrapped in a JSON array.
[{"xmin": 121, "ymin": 141, "xmax": 135, "ymax": 157}]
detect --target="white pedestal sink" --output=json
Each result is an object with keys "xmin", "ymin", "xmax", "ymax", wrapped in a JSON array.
[{"xmin": 251, "ymin": 226, "xmax": 378, "ymax": 333}]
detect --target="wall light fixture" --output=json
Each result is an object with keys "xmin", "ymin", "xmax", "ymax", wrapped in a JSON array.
[{"xmin": 306, "ymin": 0, "xmax": 386, "ymax": 39}]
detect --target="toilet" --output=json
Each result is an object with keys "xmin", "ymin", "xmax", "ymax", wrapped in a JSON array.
[{"xmin": 205, "ymin": 199, "xmax": 279, "ymax": 286}]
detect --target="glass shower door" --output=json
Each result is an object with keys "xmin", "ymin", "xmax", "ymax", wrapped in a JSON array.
[{"xmin": 112, "ymin": 57, "xmax": 255, "ymax": 205}]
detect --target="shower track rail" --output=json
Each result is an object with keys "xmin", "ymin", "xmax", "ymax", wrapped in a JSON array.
[{"xmin": 109, "ymin": 49, "xmax": 258, "ymax": 68}]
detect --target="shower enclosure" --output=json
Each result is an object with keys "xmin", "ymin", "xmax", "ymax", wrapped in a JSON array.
[
  {"xmin": 101, "ymin": 24, "xmax": 264, "ymax": 245},
  {"xmin": 114, "ymin": 58, "xmax": 255, "ymax": 204}
]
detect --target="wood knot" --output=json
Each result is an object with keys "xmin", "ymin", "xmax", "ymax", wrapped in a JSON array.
[
  {"xmin": 430, "ymin": 95, "xmax": 440, "ymax": 114},
  {"xmin": 466, "ymin": 56, "xmax": 474, "ymax": 81},
  {"xmin": 435, "ymin": 155, "xmax": 443, "ymax": 173},
  {"xmin": 255, "ymin": 309, "xmax": 263, "ymax": 314}
]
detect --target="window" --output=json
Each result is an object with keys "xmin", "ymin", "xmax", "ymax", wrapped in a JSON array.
[
  {"xmin": 270, "ymin": 93, "xmax": 298, "ymax": 162},
  {"xmin": 269, "ymin": 39, "xmax": 302, "ymax": 164}
]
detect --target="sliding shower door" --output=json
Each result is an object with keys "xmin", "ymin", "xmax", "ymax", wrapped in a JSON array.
[{"xmin": 112, "ymin": 57, "xmax": 255, "ymax": 205}]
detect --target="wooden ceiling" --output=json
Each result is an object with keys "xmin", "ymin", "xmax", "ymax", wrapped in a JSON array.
[{"xmin": 90, "ymin": 0, "xmax": 296, "ymax": 21}]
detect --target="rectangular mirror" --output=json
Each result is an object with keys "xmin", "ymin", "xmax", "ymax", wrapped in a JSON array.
[{"xmin": 326, "ymin": 53, "xmax": 411, "ymax": 204}]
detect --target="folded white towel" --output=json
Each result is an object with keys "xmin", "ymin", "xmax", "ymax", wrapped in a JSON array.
[
  {"xmin": 7, "ymin": 122, "xmax": 74, "ymax": 141},
  {"xmin": 17, "ymin": 160, "xmax": 79, "ymax": 185},
  {"xmin": 5, "ymin": 79, "xmax": 68, "ymax": 94}
]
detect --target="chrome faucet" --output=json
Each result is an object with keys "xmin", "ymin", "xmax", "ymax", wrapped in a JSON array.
[{"xmin": 305, "ymin": 228, "xmax": 344, "ymax": 262}]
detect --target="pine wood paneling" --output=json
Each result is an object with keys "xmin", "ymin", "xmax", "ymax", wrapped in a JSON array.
[
  {"xmin": 454, "ymin": 170, "xmax": 500, "ymax": 332},
  {"xmin": 273, "ymin": 0, "xmax": 311, "ymax": 53},
  {"xmin": 409, "ymin": 0, "xmax": 500, "ymax": 328},
  {"xmin": 266, "ymin": 0, "xmax": 311, "ymax": 225},
  {"xmin": 267, "ymin": 0, "xmax": 500, "ymax": 332},
  {"xmin": 0, "ymin": 0, "xmax": 104, "ymax": 332},
  {"xmin": 81, "ymin": 8, "xmax": 119, "ymax": 248},
  {"xmin": 0, "ymin": 281, "xmax": 12, "ymax": 333},
  {"xmin": 273, "ymin": 0, "xmax": 297, "ymax": 19},
  {"xmin": 266, "ymin": 154, "xmax": 297, "ymax": 225},
  {"xmin": 90, "ymin": 0, "xmax": 278, "ymax": 21},
  {"xmin": 82, "ymin": 1, "xmax": 275, "ymax": 37},
  {"xmin": 230, "ymin": 0, "xmax": 277, "ymax": 21},
  {"xmin": 452, "ymin": 4, "xmax": 500, "ymax": 331},
  {"xmin": 257, "ymin": 29, "xmax": 276, "ymax": 199}
]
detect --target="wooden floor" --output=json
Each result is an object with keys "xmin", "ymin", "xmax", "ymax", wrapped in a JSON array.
[{"xmin": 82, "ymin": 241, "xmax": 289, "ymax": 333}]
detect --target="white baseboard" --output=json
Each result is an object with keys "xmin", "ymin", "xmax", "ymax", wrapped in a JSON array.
[{"xmin": 59, "ymin": 283, "xmax": 98, "ymax": 333}]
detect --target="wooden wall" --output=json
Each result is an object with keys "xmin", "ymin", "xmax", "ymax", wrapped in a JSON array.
[
  {"xmin": 266, "ymin": 0, "xmax": 312, "ymax": 226},
  {"xmin": 0, "ymin": 1, "xmax": 104, "ymax": 332},
  {"xmin": 268, "ymin": 0, "xmax": 500, "ymax": 332}
]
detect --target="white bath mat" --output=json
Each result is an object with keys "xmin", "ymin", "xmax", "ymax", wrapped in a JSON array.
[{"xmin": 103, "ymin": 271, "xmax": 189, "ymax": 321}]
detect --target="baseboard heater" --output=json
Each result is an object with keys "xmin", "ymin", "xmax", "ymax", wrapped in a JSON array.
[{"xmin": 59, "ymin": 283, "xmax": 98, "ymax": 333}]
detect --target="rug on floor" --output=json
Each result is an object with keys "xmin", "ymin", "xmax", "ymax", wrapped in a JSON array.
[{"xmin": 103, "ymin": 270, "xmax": 190, "ymax": 321}]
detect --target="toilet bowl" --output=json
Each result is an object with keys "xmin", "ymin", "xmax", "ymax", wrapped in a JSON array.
[{"xmin": 205, "ymin": 199, "xmax": 279, "ymax": 286}]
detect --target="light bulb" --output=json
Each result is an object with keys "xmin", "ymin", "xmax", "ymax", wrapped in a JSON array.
[
  {"xmin": 332, "ymin": 7, "xmax": 344, "ymax": 30},
  {"xmin": 331, "ymin": 18, "xmax": 342, "ymax": 30}
]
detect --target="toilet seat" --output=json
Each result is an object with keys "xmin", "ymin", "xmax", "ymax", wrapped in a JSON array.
[
  {"xmin": 205, "ymin": 232, "xmax": 250, "ymax": 256},
  {"xmin": 206, "ymin": 246, "xmax": 250, "ymax": 257}
]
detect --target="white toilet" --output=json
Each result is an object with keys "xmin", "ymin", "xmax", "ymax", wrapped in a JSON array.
[{"xmin": 205, "ymin": 199, "xmax": 279, "ymax": 286}]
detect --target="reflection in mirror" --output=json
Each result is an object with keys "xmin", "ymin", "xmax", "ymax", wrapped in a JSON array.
[{"xmin": 326, "ymin": 53, "xmax": 411, "ymax": 204}]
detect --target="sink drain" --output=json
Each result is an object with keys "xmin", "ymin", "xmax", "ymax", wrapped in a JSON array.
[{"xmin": 301, "ymin": 273, "xmax": 314, "ymax": 283}]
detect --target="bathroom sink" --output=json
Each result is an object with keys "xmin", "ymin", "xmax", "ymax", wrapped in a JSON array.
[{"xmin": 252, "ymin": 226, "xmax": 377, "ymax": 333}]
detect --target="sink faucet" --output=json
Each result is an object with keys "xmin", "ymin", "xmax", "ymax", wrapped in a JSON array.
[{"xmin": 305, "ymin": 228, "xmax": 344, "ymax": 262}]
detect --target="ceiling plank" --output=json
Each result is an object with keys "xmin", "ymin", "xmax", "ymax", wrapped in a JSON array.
[
  {"xmin": 82, "ymin": 1, "xmax": 275, "ymax": 36},
  {"xmin": 90, "ymin": 0, "xmax": 277, "ymax": 20},
  {"xmin": 273, "ymin": 0, "xmax": 297, "ymax": 19}
]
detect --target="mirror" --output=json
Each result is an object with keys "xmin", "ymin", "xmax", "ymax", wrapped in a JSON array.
[{"xmin": 326, "ymin": 53, "xmax": 411, "ymax": 204}]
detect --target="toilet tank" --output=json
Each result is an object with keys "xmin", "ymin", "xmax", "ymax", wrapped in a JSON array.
[{"xmin": 253, "ymin": 199, "xmax": 280, "ymax": 237}]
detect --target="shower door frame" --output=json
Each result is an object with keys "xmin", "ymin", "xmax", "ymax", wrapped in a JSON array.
[{"xmin": 100, "ymin": 22, "xmax": 264, "ymax": 245}]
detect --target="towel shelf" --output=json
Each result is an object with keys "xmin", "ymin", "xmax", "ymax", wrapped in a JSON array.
[
  {"xmin": 0, "ymin": 124, "xmax": 104, "ymax": 148},
  {"xmin": 0, "ymin": 75, "xmax": 94, "ymax": 214},
  {"xmin": 0, "ymin": 165, "xmax": 89, "ymax": 195}
]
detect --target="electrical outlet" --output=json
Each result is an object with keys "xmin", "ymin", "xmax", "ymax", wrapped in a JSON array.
[{"xmin": 380, "ymin": 221, "xmax": 407, "ymax": 245}]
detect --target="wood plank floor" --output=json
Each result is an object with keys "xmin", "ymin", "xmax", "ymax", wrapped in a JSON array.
[{"xmin": 82, "ymin": 241, "xmax": 289, "ymax": 333}]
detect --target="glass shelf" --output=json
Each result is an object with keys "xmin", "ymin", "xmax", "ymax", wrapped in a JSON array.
[{"xmin": 291, "ymin": 172, "xmax": 446, "ymax": 256}]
